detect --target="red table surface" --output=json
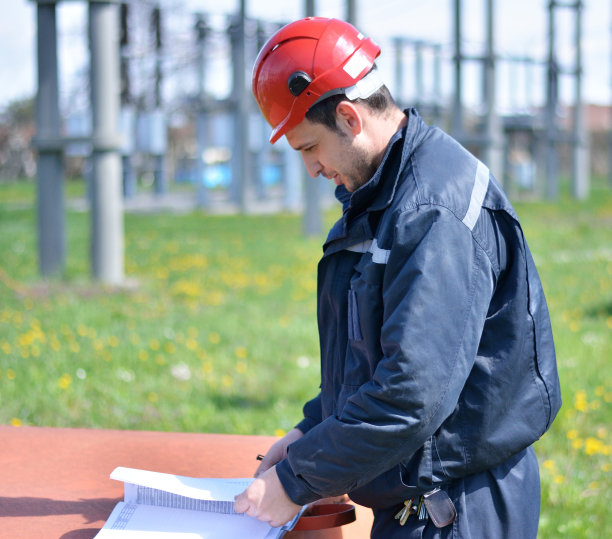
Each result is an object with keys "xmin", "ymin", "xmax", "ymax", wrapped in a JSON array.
[{"xmin": 0, "ymin": 425, "xmax": 372, "ymax": 539}]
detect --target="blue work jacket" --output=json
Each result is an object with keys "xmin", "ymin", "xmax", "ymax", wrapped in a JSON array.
[{"xmin": 276, "ymin": 109, "xmax": 562, "ymax": 508}]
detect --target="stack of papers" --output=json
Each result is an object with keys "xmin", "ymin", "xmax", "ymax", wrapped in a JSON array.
[{"xmin": 95, "ymin": 467, "xmax": 304, "ymax": 538}]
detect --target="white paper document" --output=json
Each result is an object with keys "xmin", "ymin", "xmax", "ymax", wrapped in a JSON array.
[{"xmin": 94, "ymin": 467, "xmax": 303, "ymax": 539}]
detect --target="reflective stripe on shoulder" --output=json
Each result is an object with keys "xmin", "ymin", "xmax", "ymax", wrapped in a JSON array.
[
  {"xmin": 462, "ymin": 160, "xmax": 490, "ymax": 231},
  {"xmin": 345, "ymin": 240, "xmax": 372, "ymax": 254},
  {"xmin": 345, "ymin": 239, "xmax": 390, "ymax": 264}
]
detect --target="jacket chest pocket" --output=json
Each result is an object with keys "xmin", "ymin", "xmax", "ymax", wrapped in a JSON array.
[{"xmin": 343, "ymin": 254, "xmax": 386, "ymax": 387}]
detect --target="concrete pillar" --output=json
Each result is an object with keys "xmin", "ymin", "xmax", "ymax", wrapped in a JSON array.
[
  {"xmin": 545, "ymin": 1, "xmax": 559, "ymax": 199},
  {"xmin": 34, "ymin": 1, "xmax": 65, "ymax": 278},
  {"xmin": 572, "ymin": 1, "xmax": 589, "ymax": 199},
  {"xmin": 302, "ymin": 0, "xmax": 322, "ymax": 236},
  {"xmin": 452, "ymin": 0, "xmax": 464, "ymax": 138},
  {"xmin": 483, "ymin": 0, "xmax": 505, "ymax": 182},
  {"xmin": 89, "ymin": 0, "xmax": 124, "ymax": 284}
]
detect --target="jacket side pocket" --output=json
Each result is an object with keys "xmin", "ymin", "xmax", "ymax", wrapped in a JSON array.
[{"xmin": 347, "ymin": 288, "xmax": 363, "ymax": 341}]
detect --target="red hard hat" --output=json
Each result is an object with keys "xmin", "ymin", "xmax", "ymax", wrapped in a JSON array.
[{"xmin": 252, "ymin": 17, "xmax": 381, "ymax": 143}]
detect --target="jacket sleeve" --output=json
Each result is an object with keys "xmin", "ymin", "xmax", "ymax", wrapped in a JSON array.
[
  {"xmin": 295, "ymin": 393, "xmax": 323, "ymax": 434},
  {"xmin": 276, "ymin": 205, "xmax": 495, "ymax": 505}
]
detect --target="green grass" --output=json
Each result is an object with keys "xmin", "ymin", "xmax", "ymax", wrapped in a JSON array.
[{"xmin": 1, "ymin": 178, "xmax": 611, "ymax": 538}]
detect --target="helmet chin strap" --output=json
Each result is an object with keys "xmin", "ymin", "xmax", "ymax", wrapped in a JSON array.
[{"xmin": 312, "ymin": 69, "xmax": 384, "ymax": 107}]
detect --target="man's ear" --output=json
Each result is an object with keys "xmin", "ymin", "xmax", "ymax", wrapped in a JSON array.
[{"xmin": 335, "ymin": 101, "xmax": 363, "ymax": 136}]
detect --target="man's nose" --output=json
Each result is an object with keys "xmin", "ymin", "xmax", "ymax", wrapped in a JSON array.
[{"xmin": 301, "ymin": 154, "xmax": 322, "ymax": 178}]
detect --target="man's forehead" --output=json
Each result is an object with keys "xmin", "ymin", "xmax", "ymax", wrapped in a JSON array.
[{"xmin": 285, "ymin": 118, "xmax": 324, "ymax": 150}]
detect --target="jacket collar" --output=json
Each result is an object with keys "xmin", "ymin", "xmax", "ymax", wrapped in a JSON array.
[{"xmin": 324, "ymin": 109, "xmax": 429, "ymax": 251}]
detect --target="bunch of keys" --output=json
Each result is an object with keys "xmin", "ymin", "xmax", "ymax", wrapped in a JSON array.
[{"xmin": 394, "ymin": 496, "xmax": 428, "ymax": 526}]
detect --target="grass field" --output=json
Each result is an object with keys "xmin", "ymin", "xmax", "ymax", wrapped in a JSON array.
[{"xmin": 0, "ymin": 178, "xmax": 610, "ymax": 537}]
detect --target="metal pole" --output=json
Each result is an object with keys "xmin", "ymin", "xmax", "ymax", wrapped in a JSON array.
[
  {"xmin": 35, "ymin": 0, "xmax": 65, "ymax": 278},
  {"xmin": 393, "ymin": 38, "xmax": 404, "ymax": 109},
  {"xmin": 89, "ymin": 0, "xmax": 124, "ymax": 284},
  {"xmin": 572, "ymin": 0, "xmax": 589, "ymax": 199},
  {"xmin": 120, "ymin": 2, "xmax": 136, "ymax": 199},
  {"xmin": 195, "ymin": 13, "xmax": 208, "ymax": 208},
  {"xmin": 452, "ymin": 0, "xmax": 464, "ymax": 138},
  {"xmin": 484, "ymin": 0, "xmax": 504, "ymax": 182},
  {"xmin": 545, "ymin": 0, "xmax": 559, "ymax": 199},
  {"xmin": 433, "ymin": 44, "xmax": 442, "ymax": 126},
  {"xmin": 414, "ymin": 42, "xmax": 423, "ymax": 111},
  {"xmin": 610, "ymin": 0, "xmax": 612, "ymax": 188},
  {"xmin": 302, "ymin": 0, "xmax": 322, "ymax": 236},
  {"xmin": 151, "ymin": 4, "xmax": 166, "ymax": 196},
  {"xmin": 345, "ymin": 0, "xmax": 357, "ymax": 25},
  {"xmin": 230, "ymin": 0, "xmax": 250, "ymax": 211}
]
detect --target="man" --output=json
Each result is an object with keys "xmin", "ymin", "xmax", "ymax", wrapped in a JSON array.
[{"xmin": 234, "ymin": 17, "xmax": 561, "ymax": 538}]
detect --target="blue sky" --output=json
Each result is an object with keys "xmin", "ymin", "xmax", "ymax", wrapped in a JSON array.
[{"xmin": 2, "ymin": 0, "xmax": 611, "ymax": 114}]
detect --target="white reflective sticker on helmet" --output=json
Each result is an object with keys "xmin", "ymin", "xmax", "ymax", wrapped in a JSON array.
[{"xmin": 343, "ymin": 52, "xmax": 370, "ymax": 79}]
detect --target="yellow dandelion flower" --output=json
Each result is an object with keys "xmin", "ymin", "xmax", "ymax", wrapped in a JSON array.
[
  {"xmin": 108, "ymin": 336, "xmax": 119, "ymax": 347},
  {"xmin": 148, "ymin": 392, "xmax": 159, "ymax": 403},
  {"xmin": 31, "ymin": 346, "xmax": 40, "ymax": 357},
  {"xmin": 569, "ymin": 320, "xmax": 580, "ymax": 332},
  {"xmin": 10, "ymin": 418, "xmax": 22, "ymax": 427},
  {"xmin": 209, "ymin": 332, "xmax": 221, "ymax": 344},
  {"xmin": 149, "ymin": 339, "xmax": 160, "ymax": 351},
  {"xmin": 595, "ymin": 386, "xmax": 605, "ymax": 397},
  {"xmin": 574, "ymin": 390, "xmax": 588, "ymax": 412},
  {"xmin": 605, "ymin": 393, "xmax": 612, "ymax": 403},
  {"xmin": 235, "ymin": 346, "xmax": 247, "ymax": 359},
  {"xmin": 130, "ymin": 333, "xmax": 140, "ymax": 345},
  {"xmin": 566, "ymin": 429, "xmax": 579, "ymax": 440},
  {"xmin": 88, "ymin": 328, "xmax": 97, "ymax": 339},
  {"xmin": 93, "ymin": 339, "xmax": 104, "ymax": 351},
  {"xmin": 274, "ymin": 429, "xmax": 287, "ymax": 438},
  {"xmin": 542, "ymin": 459, "xmax": 556, "ymax": 471},
  {"xmin": 602, "ymin": 445, "xmax": 612, "ymax": 456},
  {"xmin": 235, "ymin": 361, "xmax": 248, "ymax": 374},
  {"xmin": 58, "ymin": 373, "xmax": 72, "ymax": 390},
  {"xmin": 164, "ymin": 342, "xmax": 176, "ymax": 354},
  {"xmin": 187, "ymin": 327, "xmax": 198, "ymax": 338},
  {"xmin": 584, "ymin": 437, "xmax": 604, "ymax": 456},
  {"xmin": 155, "ymin": 354, "xmax": 166, "ymax": 365},
  {"xmin": 69, "ymin": 342, "xmax": 80, "ymax": 353},
  {"xmin": 1, "ymin": 342, "xmax": 12, "ymax": 354},
  {"xmin": 77, "ymin": 324, "xmax": 88, "ymax": 337},
  {"xmin": 186, "ymin": 338, "xmax": 198, "ymax": 351},
  {"xmin": 197, "ymin": 349, "xmax": 207, "ymax": 360},
  {"xmin": 138, "ymin": 350, "xmax": 149, "ymax": 361},
  {"xmin": 221, "ymin": 375, "xmax": 233, "ymax": 387},
  {"xmin": 6, "ymin": 369, "xmax": 16, "ymax": 380},
  {"xmin": 602, "ymin": 463, "xmax": 612, "ymax": 473},
  {"xmin": 572, "ymin": 438, "xmax": 583, "ymax": 450},
  {"xmin": 50, "ymin": 338, "xmax": 61, "ymax": 351},
  {"xmin": 589, "ymin": 481, "xmax": 599, "ymax": 490},
  {"xmin": 607, "ymin": 316, "xmax": 612, "ymax": 330},
  {"xmin": 553, "ymin": 475, "xmax": 565, "ymax": 484}
]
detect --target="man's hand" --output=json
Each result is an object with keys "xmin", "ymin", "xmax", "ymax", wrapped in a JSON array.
[
  {"xmin": 255, "ymin": 428, "xmax": 303, "ymax": 477},
  {"xmin": 234, "ymin": 465, "xmax": 302, "ymax": 528}
]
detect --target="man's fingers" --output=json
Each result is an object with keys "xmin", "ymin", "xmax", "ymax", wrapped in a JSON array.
[{"xmin": 233, "ymin": 492, "xmax": 250, "ymax": 514}]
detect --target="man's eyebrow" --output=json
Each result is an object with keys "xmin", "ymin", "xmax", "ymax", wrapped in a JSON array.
[{"xmin": 293, "ymin": 141, "xmax": 314, "ymax": 151}]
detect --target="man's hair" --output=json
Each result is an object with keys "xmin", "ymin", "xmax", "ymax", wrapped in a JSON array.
[{"xmin": 305, "ymin": 83, "xmax": 396, "ymax": 135}]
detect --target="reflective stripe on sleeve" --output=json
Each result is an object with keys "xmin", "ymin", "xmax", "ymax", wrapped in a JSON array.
[{"xmin": 462, "ymin": 160, "xmax": 490, "ymax": 231}]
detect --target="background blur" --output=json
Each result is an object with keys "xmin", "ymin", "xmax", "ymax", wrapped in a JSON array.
[{"xmin": 0, "ymin": 2, "xmax": 611, "ymax": 538}]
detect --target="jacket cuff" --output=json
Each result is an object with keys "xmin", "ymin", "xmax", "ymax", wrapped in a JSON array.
[
  {"xmin": 295, "ymin": 416, "xmax": 318, "ymax": 435},
  {"xmin": 276, "ymin": 458, "xmax": 320, "ymax": 506}
]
